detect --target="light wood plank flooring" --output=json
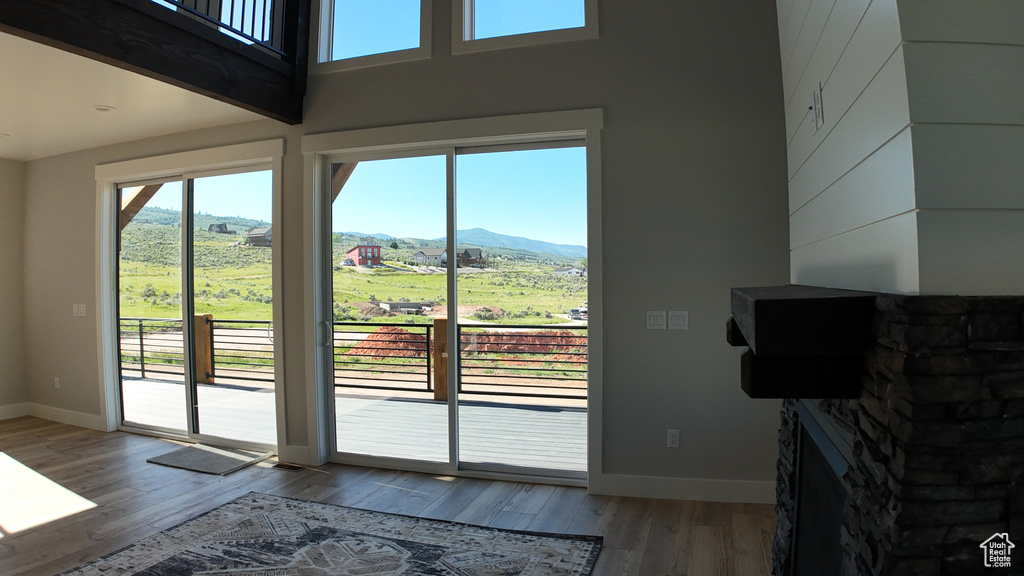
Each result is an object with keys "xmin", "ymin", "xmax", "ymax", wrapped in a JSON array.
[{"xmin": 0, "ymin": 417, "xmax": 774, "ymax": 576}]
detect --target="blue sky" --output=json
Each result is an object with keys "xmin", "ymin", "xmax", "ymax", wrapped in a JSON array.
[
  {"xmin": 138, "ymin": 171, "xmax": 273, "ymax": 223},
  {"xmin": 332, "ymin": 147, "xmax": 588, "ymax": 247},
  {"xmin": 138, "ymin": 147, "xmax": 587, "ymax": 247}
]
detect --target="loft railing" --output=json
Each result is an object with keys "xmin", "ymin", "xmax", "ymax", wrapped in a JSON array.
[{"xmin": 152, "ymin": 0, "xmax": 289, "ymax": 56}]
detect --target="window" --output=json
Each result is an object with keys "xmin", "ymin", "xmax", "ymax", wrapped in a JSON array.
[
  {"xmin": 315, "ymin": 0, "xmax": 431, "ymax": 71},
  {"xmin": 453, "ymin": 0, "xmax": 597, "ymax": 54}
]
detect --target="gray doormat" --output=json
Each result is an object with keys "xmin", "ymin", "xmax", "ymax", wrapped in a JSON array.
[{"xmin": 147, "ymin": 444, "xmax": 273, "ymax": 475}]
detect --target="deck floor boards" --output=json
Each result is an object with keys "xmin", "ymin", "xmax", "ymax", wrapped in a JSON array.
[{"xmin": 122, "ymin": 378, "xmax": 586, "ymax": 472}]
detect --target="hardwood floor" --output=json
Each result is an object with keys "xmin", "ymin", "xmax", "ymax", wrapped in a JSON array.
[{"xmin": 0, "ymin": 417, "xmax": 775, "ymax": 576}]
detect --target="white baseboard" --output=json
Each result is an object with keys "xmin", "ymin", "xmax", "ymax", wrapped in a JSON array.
[
  {"xmin": 0, "ymin": 403, "xmax": 31, "ymax": 420},
  {"xmin": 1, "ymin": 403, "xmax": 109, "ymax": 432},
  {"xmin": 590, "ymin": 472, "xmax": 775, "ymax": 504}
]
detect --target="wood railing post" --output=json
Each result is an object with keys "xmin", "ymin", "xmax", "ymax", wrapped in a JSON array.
[
  {"xmin": 432, "ymin": 317, "xmax": 447, "ymax": 402},
  {"xmin": 194, "ymin": 314, "xmax": 215, "ymax": 384}
]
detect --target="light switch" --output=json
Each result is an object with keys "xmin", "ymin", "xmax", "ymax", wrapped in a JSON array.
[
  {"xmin": 668, "ymin": 311, "xmax": 688, "ymax": 330},
  {"xmin": 646, "ymin": 311, "xmax": 666, "ymax": 330}
]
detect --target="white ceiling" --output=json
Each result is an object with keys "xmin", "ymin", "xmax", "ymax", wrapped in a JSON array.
[{"xmin": 0, "ymin": 32, "xmax": 266, "ymax": 162}]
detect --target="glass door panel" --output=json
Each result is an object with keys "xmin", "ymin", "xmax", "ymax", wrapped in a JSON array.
[
  {"xmin": 117, "ymin": 180, "xmax": 188, "ymax": 433},
  {"xmin": 190, "ymin": 171, "xmax": 278, "ymax": 446},
  {"xmin": 330, "ymin": 155, "xmax": 450, "ymax": 462},
  {"xmin": 454, "ymin": 146, "xmax": 588, "ymax": 476}
]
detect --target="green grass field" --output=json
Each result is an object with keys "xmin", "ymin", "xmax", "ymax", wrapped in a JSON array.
[{"xmin": 119, "ymin": 222, "xmax": 587, "ymax": 324}]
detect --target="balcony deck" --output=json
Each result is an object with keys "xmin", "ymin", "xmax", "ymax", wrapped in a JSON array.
[{"xmin": 121, "ymin": 378, "xmax": 586, "ymax": 474}]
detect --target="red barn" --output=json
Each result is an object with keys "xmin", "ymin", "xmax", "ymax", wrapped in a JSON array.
[{"xmin": 347, "ymin": 237, "xmax": 382, "ymax": 266}]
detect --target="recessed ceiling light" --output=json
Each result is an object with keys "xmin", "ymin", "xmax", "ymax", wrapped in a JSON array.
[{"xmin": 93, "ymin": 105, "xmax": 117, "ymax": 113}]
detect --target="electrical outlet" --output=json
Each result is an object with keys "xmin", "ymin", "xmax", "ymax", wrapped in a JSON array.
[
  {"xmin": 54, "ymin": 377, "xmax": 60, "ymax": 390},
  {"xmin": 667, "ymin": 428, "xmax": 680, "ymax": 448}
]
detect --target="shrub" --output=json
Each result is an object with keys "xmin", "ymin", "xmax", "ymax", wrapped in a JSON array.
[{"xmin": 473, "ymin": 308, "xmax": 499, "ymax": 321}]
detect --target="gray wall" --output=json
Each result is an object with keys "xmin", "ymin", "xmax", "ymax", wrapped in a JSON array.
[
  {"xmin": 0, "ymin": 158, "xmax": 27, "ymax": 411},
  {"xmin": 13, "ymin": 0, "xmax": 791, "ymax": 498}
]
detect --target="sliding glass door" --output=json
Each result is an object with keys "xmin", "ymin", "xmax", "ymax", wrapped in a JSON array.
[
  {"xmin": 328, "ymin": 154, "xmax": 451, "ymax": 463},
  {"xmin": 117, "ymin": 179, "xmax": 188, "ymax": 434},
  {"xmin": 326, "ymin": 142, "xmax": 588, "ymax": 479},
  {"xmin": 454, "ymin": 145, "xmax": 588, "ymax": 476},
  {"xmin": 116, "ymin": 169, "xmax": 277, "ymax": 449}
]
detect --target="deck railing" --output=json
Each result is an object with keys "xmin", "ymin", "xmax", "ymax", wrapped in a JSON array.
[
  {"xmin": 119, "ymin": 318, "xmax": 187, "ymax": 380},
  {"xmin": 332, "ymin": 322, "xmax": 433, "ymax": 392},
  {"xmin": 458, "ymin": 325, "xmax": 588, "ymax": 399},
  {"xmin": 119, "ymin": 318, "xmax": 588, "ymax": 400}
]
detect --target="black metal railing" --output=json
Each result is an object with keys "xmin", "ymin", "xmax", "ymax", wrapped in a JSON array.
[
  {"xmin": 332, "ymin": 322, "xmax": 433, "ymax": 393},
  {"xmin": 151, "ymin": 0, "xmax": 290, "ymax": 55},
  {"xmin": 119, "ymin": 317, "xmax": 274, "ymax": 385},
  {"xmin": 331, "ymin": 321, "xmax": 588, "ymax": 400},
  {"xmin": 458, "ymin": 325, "xmax": 588, "ymax": 400},
  {"xmin": 119, "ymin": 317, "xmax": 588, "ymax": 400},
  {"xmin": 208, "ymin": 319, "xmax": 275, "ymax": 384},
  {"xmin": 119, "ymin": 317, "xmax": 187, "ymax": 380}
]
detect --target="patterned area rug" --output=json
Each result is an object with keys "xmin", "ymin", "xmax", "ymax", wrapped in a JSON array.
[{"xmin": 60, "ymin": 492, "xmax": 602, "ymax": 575}]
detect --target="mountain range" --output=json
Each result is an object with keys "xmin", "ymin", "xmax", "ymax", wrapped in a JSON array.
[
  {"xmin": 439, "ymin": 228, "xmax": 587, "ymax": 258},
  {"xmin": 346, "ymin": 228, "xmax": 587, "ymax": 259}
]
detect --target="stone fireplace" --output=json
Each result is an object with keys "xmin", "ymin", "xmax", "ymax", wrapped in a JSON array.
[{"xmin": 732, "ymin": 289, "xmax": 1024, "ymax": 575}]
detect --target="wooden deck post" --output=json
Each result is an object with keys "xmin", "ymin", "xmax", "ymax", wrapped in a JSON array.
[
  {"xmin": 432, "ymin": 317, "xmax": 447, "ymax": 401},
  {"xmin": 195, "ymin": 314, "xmax": 215, "ymax": 384}
]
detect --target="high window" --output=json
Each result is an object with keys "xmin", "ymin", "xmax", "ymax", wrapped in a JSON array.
[
  {"xmin": 453, "ymin": 0, "xmax": 597, "ymax": 54},
  {"xmin": 316, "ymin": 0, "xmax": 431, "ymax": 71},
  {"xmin": 314, "ymin": 0, "xmax": 597, "ymax": 72}
]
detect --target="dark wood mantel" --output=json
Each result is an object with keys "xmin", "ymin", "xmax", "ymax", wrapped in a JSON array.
[{"xmin": 728, "ymin": 285, "xmax": 879, "ymax": 399}]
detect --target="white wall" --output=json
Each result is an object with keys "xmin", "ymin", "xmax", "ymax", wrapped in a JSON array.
[
  {"xmin": 0, "ymin": 158, "xmax": 27, "ymax": 415},
  {"xmin": 15, "ymin": 0, "xmax": 791, "ymax": 501},
  {"xmin": 780, "ymin": 0, "xmax": 1024, "ymax": 296},
  {"xmin": 779, "ymin": 0, "xmax": 919, "ymax": 293},
  {"xmin": 899, "ymin": 0, "xmax": 1024, "ymax": 295}
]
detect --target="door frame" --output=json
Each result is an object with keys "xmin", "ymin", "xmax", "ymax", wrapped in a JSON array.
[
  {"xmin": 95, "ymin": 140, "xmax": 285, "ymax": 452},
  {"xmin": 302, "ymin": 110, "xmax": 604, "ymax": 484}
]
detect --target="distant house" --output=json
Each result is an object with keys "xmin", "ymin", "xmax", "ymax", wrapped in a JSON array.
[
  {"xmin": 415, "ymin": 248, "xmax": 447, "ymax": 267},
  {"xmin": 207, "ymin": 223, "xmax": 234, "ymax": 234},
  {"xmin": 457, "ymin": 248, "xmax": 487, "ymax": 268},
  {"xmin": 348, "ymin": 237, "xmax": 381, "ymax": 266},
  {"xmin": 555, "ymin": 267, "xmax": 586, "ymax": 277},
  {"xmin": 245, "ymin": 227, "xmax": 272, "ymax": 247},
  {"xmin": 378, "ymin": 301, "xmax": 430, "ymax": 315}
]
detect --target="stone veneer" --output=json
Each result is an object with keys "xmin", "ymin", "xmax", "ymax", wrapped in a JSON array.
[{"xmin": 773, "ymin": 295, "xmax": 1024, "ymax": 575}]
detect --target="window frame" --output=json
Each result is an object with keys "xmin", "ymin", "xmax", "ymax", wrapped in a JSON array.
[
  {"xmin": 95, "ymin": 140, "xmax": 285, "ymax": 440},
  {"xmin": 451, "ymin": 0, "xmax": 598, "ymax": 55},
  {"xmin": 312, "ymin": 0, "xmax": 433, "ymax": 74},
  {"xmin": 301, "ymin": 110, "xmax": 603, "ymax": 480}
]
